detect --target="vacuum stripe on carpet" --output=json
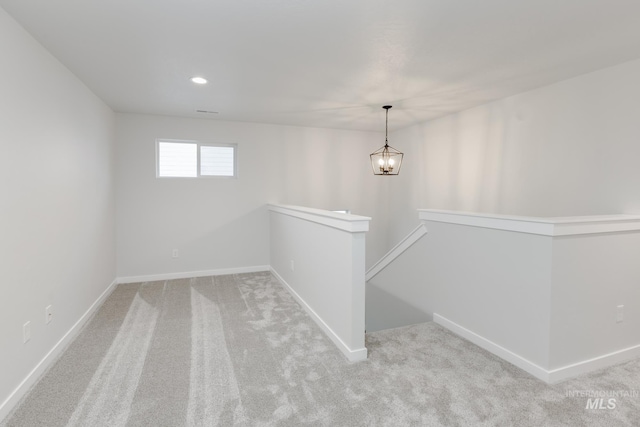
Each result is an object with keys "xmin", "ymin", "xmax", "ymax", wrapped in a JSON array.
[
  {"xmin": 65, "ymin": 288, "xmax": 160, "ymax": 427},
  {"xmin": 187, "ymin": 277, "xmax": 244, "ymax": 425}
]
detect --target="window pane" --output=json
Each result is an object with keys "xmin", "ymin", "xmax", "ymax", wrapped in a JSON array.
[
  {"xmin": 201, "ymin": 145, "xmax": 235, "ymax": 176},
  {"xmin": 158, "ymin": 142, "xmax": 197, "ymax": 177}
]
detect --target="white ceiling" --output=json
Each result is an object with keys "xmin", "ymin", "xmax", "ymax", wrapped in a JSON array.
[{"xmin": 3, "ymin": 0, "xmax": 640, "ymax": 132}]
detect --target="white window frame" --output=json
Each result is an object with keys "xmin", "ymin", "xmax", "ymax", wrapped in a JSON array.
[{"xmin": 156, "ymin": 139, "xmax": 238, "ymax": 178}]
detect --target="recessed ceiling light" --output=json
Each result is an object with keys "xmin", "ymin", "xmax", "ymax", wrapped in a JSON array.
[{"xmin": 191, "ymin": 76, "xmax": 207, "ymax": 85}]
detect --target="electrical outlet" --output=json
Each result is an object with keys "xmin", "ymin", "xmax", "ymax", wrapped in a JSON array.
[
  {"xmin": 45, "ymin": 305, "xmax": 53, "ymax": 324},
  {"xmin": 290, "ymin": 260, "xmax": 295, "ymax": 272},
  {"xmin": 616, "ymin": 305, "xmax": 624, "ymax": 323},
  {"xmin": 172, "ymin": 249, "xmax": 179, "ymax": 258},
  {"xmin": 23, "ymin": 321, "xmax": 31, "ymax": 343}
]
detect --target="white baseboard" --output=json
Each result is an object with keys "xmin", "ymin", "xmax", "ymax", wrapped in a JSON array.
[
  {"xmin": 434, "ymin": 313, "xmax": 640, "ymax": 384},
  {"xmin": 433, "ymin": 313, "xmax": 550, "ymax": 382},
  {"xmin": 270, "ymin": 268, "xmax": 367, "ymax": 362},
  {"xmin": 117, "ymin": 265, "xmax": 271, "ymax": 284},
  {"xmin": 547, "ymin": 343, "xmax": 640, "ymax": 383},
  {"xmin": 0, "ymin": 278, "xmax": 118, "ymax": 422}
]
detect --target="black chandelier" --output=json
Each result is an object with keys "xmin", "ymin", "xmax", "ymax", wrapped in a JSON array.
[{"xmin": 370, "ymin": 105, "xmax": 403, "ymax": 175}]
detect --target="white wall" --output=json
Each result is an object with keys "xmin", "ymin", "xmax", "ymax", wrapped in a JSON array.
[
  {"xmin": 367, "ymin": 210, "xmax": 640, "ymax": 382},
  {"xmin": 0, "ymin": 6, "xmax": 116, "ymax": 418},
  {"xmin": 367, "ymin": 219, "xmax": 553, "ymax": 369},
  {"xmin": 116, "ymin": 113, "xmax": 388, "ymax": 279},
  {"xmin": 269, "ymin": 205, "xmax": 369, "ymax": 361},
  {"xmin": 387, "ymin": 58, "xmax": 640, "ymax": 245},
  {"xmin": 550, "ymin": 232, "xmax": 640, "ymax": 370}
]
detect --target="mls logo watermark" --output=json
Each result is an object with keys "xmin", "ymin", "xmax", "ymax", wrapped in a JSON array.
[
  {"xmin": 585, "ymin": 398, "xmax": 616, "ymax": 410},
  {"xmin": 565, "ymin": 389, "xmax": 638, "ymax": 410}
]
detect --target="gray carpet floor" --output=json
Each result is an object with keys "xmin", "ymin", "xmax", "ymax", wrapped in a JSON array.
[{"xmin": 2, "ymin": 271, "xmax": 639, "ymax": 426}]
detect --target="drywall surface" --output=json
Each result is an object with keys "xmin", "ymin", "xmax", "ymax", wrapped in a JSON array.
[
  {"xmin": 387, "ymin": 58, "xmax": 640, "ymax": 245},
  {"xmin": 115, "ymin": 113, "xmax": 388, "ymax": 278},
  {"xmin": 367, "ymin": 220, "xmax": 553, "ymax": 368},
  {"xmin": 269, "ymin": 205, "xmax": 369, "ymax": 360},
  {"xmin": 368, "ymin": 210, "xmax": 640, "ymax": 381},
  {"xmin": 0, "ymin": 6, "xmax": 115, "ymax": 419},
  {"xmin": 550, "ymin": 232, "xmax": 640, "ymax": 369}
]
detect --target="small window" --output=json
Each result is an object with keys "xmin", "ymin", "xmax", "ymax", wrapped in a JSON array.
[
  {"xmin": 157, "ymin": 140, "xmax": 236, "ymax": 178},
  {"xmin": 200, "ymin": 145, "xmax": 235, "ymax": 177},
  {"xmin": 158, "ymin": 142, "xmax": 197, "ymax": 177}
]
